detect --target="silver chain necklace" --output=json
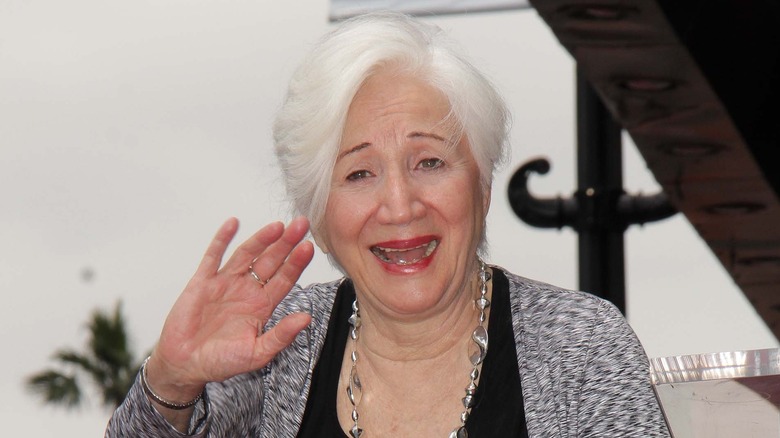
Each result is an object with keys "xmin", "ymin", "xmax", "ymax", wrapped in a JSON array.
[{"xmin": 346, "ymin": 259, "xmax": 491, "ymax": 438}]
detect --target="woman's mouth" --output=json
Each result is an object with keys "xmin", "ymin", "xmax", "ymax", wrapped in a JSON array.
[{"xmin": 370, "ymin": 240, "xmax": 438, "ymax": 265}]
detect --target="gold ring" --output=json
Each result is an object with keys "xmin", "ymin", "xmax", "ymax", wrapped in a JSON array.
[{"xmin": 248, "ymin": 259, "xmax": 269, "ymax": 286}]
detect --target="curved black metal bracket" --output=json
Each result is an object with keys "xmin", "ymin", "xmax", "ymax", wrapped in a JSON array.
[
  {"xmin": 506, "ymin": 74, "xmax": 680, "ymax": 314},
  {"xmin": 507, "ymin": 157, "xmax": 578, "ymax": 229},
  {"xmin": 616, "ymin": 190, "xmax": 678, "ymax": 227},
  {"xmin": 507, "ymin": 157, "xmax": 677, "ymax": 232}
]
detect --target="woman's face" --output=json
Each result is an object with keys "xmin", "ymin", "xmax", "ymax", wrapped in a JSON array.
[{"xmin": 316, "ymin": 71, "xmax": 491, "ymax": 319}]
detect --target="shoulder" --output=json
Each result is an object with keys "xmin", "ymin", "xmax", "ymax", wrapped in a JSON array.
[
  {"xmin": 496, "ymin": 268, "xmax": 667, "ymax": 436},
  {"xmin": 271, "ymin": 278, "xmax": 343, "ymax": 322},
  {"xmin": 499, "ymin": 266, "xmax": 622, "ymax": 327},
  {"xmin": 496, "ymin": 266, "xmax": 636, "ymax": 363},
  {"xmin": 267, "ymin": 278, "xmax": 345, "ymax": 362}
]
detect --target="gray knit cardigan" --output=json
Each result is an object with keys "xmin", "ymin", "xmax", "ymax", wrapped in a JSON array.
[{"xmin": 106, "ymin": 267, "xmax": 670, "ymax": 437}]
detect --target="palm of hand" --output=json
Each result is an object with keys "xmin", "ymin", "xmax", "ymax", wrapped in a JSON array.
[{"xmin": 151, "ymin": 217, "xmax": 314, "ymax": 391}]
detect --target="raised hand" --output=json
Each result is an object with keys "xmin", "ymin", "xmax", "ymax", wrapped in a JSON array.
[{"xmin": 144, "ymin": 216, "xmax": 314, "ymax": 409}]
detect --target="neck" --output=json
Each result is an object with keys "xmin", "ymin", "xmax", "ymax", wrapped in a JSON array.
[
  {"xmin": 341, "ymin": 262, "xmax": 493, "ymax": 438},
  {"xmin": 355, "ymin": 274, "xmax": 480, "ymax": 363}
]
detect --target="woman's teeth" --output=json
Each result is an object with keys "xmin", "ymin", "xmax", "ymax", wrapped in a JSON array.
[{"xmin": 371, "ymin": 240, "xmax": 438, "ymax": 265}]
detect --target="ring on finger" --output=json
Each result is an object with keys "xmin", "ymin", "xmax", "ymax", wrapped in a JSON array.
[{"xmin": 248, "ymin": 258, "xmax": 270, "ymax": 286}]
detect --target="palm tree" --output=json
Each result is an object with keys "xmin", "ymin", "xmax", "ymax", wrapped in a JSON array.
[{"xmin": 26, "ymin": 301, "xmax": 146, "ymax": 410}]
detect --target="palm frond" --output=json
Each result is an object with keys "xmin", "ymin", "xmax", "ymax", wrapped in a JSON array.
[
  {"xmin": 88, "ymin": 302, "xmax": 132, "ymax": 369},
  {"xmin": 26, "ymin": 370, "xmax": 81, "ymax": 408},
  {"xmin": 27, "ymin": 299, "xmax": 146, "ymax": 410},
  {"xmin": 54, "ymin": 349, "xmax": 98, "ymax": 373}
]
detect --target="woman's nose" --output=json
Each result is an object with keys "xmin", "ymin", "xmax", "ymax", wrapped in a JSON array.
[{"xmin": 376, "ymin": 172, "xmax": 425, "ymax": 225}]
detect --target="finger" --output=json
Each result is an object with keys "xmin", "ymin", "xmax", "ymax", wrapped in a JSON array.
[
  {"xmin": 250, "ymin": 312, "xmax": 312, "ymax": 368},
  {"xmin": 195, "ymin": 218, "xmax": 240, "ymax": 277},
  {"xmin": 230, "ymin": 217, "xmax": 310, "ymax": 278},
  {"xmin": 262, "ymin": 240, "xmax": 315, "ymax": 305},
  {"xmin": 248, "ymin": 217, "xmax": 309, "ymax": 279},
  {"xmin": 222, "ymin": 220, "xmax": 285, "ymax": 274}
]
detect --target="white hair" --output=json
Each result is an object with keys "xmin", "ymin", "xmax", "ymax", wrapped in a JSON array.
[{"xmin": 273, "ymin": 11, "xmax": 510, "ymax": 233}]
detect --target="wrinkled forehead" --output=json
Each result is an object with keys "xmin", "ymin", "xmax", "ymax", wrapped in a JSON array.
[{"xmin": 341, "ymin": 70, "xmax": 464, "ymax": 151}]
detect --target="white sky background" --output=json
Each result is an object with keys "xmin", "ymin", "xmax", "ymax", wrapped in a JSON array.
[{"xmin": 1, "ymin": 1, "xmax": 777, "ymax": 436}]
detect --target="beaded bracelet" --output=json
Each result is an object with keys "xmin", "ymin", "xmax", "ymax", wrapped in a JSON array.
[{"xmin": 140, "ymin": 356, "xmax": 203, "ymax": 410}]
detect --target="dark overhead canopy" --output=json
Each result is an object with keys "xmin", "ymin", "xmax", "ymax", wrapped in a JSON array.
[{"xmin": 527, "ymin": 0, "xmax": 780, "ymax": 337}]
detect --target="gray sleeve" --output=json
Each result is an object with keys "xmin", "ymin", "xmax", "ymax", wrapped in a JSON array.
[
  {"xmin": 103, "ymin": 281, "xmax": 326, "ymax": 437},
  {"xmin": 510, "ymin": 271, "xmax": 671, "ymax": 438},
  {"xmin": 104, "ymin": 373, "xmax": 209, "ymax": 438},
  {"xmin": 105, "ymin": 368, "xmax": 268, "ymax": 437},
  {"xmin": 574, "ymin": 300, "xmax": 670, "ymax": 437}
]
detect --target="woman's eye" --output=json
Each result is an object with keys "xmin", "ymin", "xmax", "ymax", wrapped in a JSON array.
[
  {"xmin": 346, "ymin": 169, "xmax": 372, "ymax": 181},
  {"xmin": 418, "ymin": 158, "xmax": 444, "ymax": 170}
]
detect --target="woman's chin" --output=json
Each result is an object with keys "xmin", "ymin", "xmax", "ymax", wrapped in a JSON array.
[
  {"xmin": 365, "ymin": 273, "xmax": 455, "ymax": 317},
  {"xmin": 377, "ymin": 293, "xmax": 446, "ymax": 318}
]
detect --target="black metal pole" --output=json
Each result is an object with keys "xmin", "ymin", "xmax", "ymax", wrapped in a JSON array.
[
  {"xmin": 506, "ymin": 71, "xmax": 676, "ymax": 317},
  {"xmin": 575, "ymin": 70, "xmax": 626, "ymax": 312}
]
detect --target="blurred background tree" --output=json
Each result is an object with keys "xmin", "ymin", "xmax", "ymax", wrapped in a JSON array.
[{"xmin": 26, "ymin": 301, "xmax": 146, "ymax": 410}]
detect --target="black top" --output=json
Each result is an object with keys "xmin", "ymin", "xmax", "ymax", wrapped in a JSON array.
[{"xmin": 297, "ymin": 269, "xmax": 529, "ymax": 437}]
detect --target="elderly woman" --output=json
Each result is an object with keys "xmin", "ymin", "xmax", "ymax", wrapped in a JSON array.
[{"xmin": 106, "ymin": 12, "xmax": 669, "ymax": 438}]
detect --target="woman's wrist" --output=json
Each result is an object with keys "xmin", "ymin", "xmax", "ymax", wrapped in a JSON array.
[{"xmin": 141, "ymin": 356, "xmax": 205, "ymax": 410}]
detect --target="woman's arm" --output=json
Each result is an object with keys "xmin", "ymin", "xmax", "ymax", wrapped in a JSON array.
[
  {"xmin": 106, "ymin": 374, "xmax": 209, "ymax": 437},
  {"xmin": 105, "ymin": 217, "xmax": 314, "ymax": 436},
  {"xmin": 575, "ymin": 301, "xmax": 670, "ymax": 437}
]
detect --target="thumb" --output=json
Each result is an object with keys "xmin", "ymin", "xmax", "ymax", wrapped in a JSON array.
[{"xmin": 251, "ymin": 313, "xmax": 312, "ymax": 367}]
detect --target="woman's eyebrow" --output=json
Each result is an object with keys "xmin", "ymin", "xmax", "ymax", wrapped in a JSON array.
[
  {"xmin": 337, "ymin": 142, "xmax": 371, "ymax": 160},
  {"xmin": 337, "ymin": 132, "xmax": 446, "ymax": 161},
  {"xmin": 408, "ymin": 131, "xmax": 447, "ymax": 142}
]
